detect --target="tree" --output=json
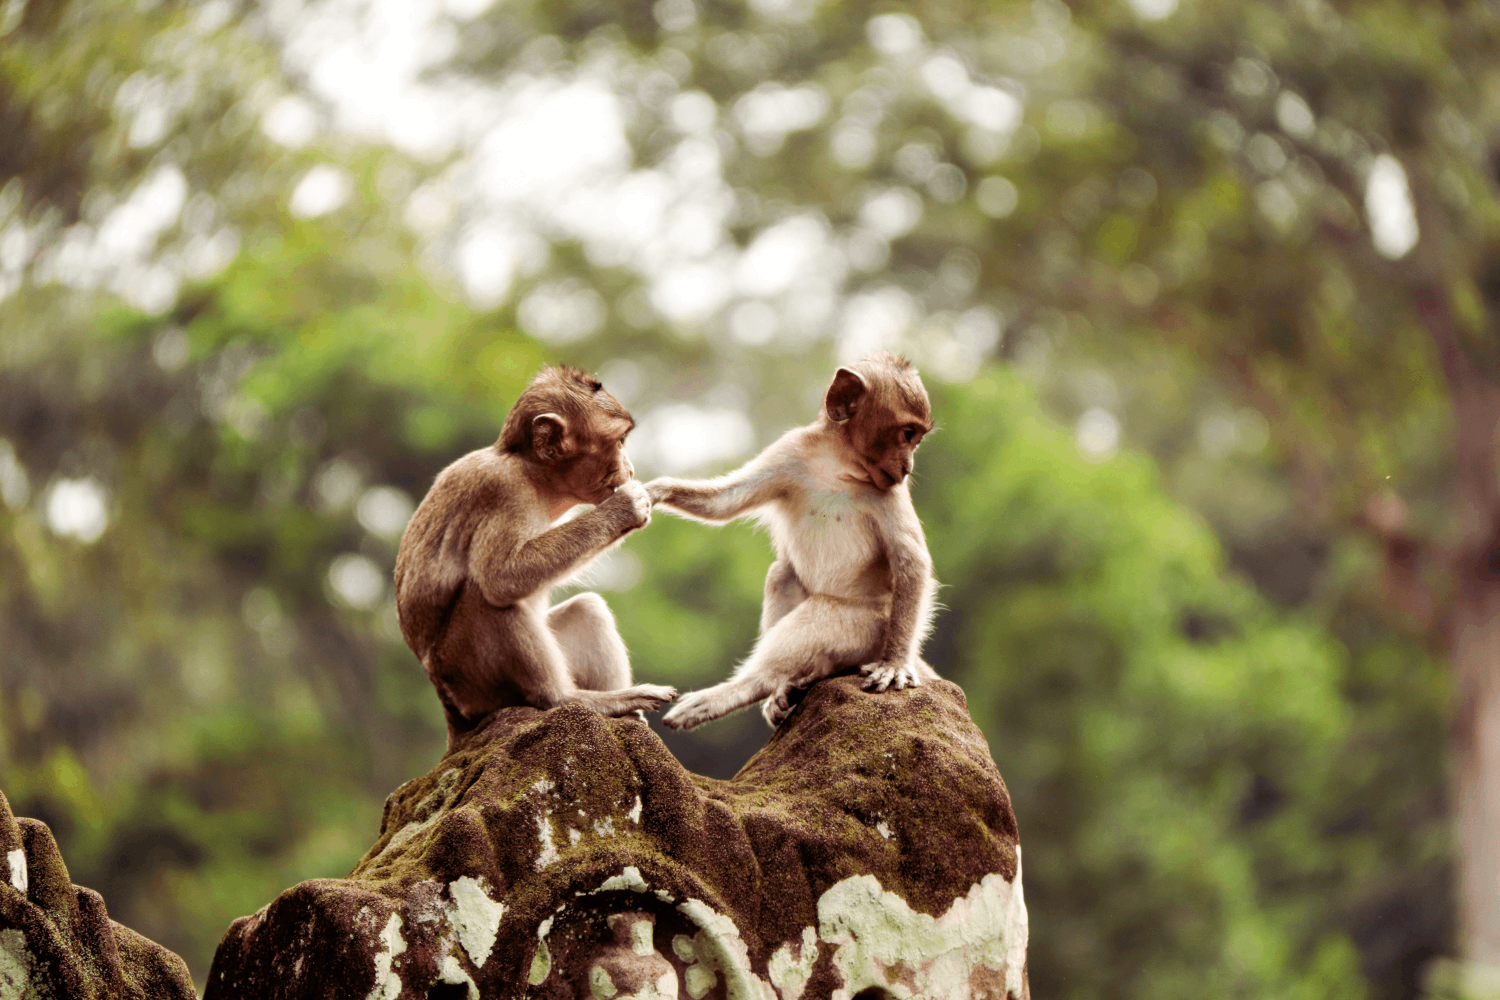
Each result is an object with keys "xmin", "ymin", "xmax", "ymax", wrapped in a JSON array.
[
  {"xmin": 0, "ymin": 0, "xmax": 1470, "ymax": 993},
  {"xmin": 1065, "ymin": 1, "xmax": 1500, "ymax": 977}
]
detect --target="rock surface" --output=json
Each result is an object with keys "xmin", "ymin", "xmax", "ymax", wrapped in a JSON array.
[
  {"xmin": 0, "ymin": 788, "xmax": 198, "ymax": 1000},
  {"xmin": 206, "ymin": 676, "xmax": 1028, "ymax": 1000}
]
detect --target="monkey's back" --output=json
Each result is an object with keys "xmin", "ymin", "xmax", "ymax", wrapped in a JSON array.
[{"xmin": 394, "ymin": 448, "xmax": 521, "ymax": 662}]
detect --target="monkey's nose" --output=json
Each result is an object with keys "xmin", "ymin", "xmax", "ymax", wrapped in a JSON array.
[{"xmin": 899, "ymin": 458, "xmax": 912, "ymax": 478}]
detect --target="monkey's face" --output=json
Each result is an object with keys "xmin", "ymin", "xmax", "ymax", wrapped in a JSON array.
[
  {"xmin": 539, "ymin": 409, "xmax": 636, "ymax": 506},
  {"xmin": 575, "ymin": 413, "xmax": 637, "ymax": 504},
  {"xmin": 825, "ymin": 357, "xmax": 932, "ymax": 490},
  {"xmin": 850, "ymin": 401, "xmax": 931, "ymax": 489}
]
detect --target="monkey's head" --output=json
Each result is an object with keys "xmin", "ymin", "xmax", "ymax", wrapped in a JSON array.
[
  {"xmin": 499, "ymin": 366, "xmax": 636, "ymax": 505},
  {"xmin": 824, "ymin": 350, "xmax": 932, "ymax": 490}
]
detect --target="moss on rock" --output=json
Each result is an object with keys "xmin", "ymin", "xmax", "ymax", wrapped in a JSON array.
[
  {"xmin": 0, "ymin": 789, "xmax": 197, "ymax": 1000},
  {"xmin": 205, "ymin": 676, "xmax": 1028, "ymax": 999}
]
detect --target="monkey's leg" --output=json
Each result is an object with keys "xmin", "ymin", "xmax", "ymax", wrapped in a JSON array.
[
  {"xmin": 759, "ymin": 560, "xmax": 809, "ymax": 635},
  {"xmin": 550, "ymin": 593, "xmax": 676, "ymax": 717},
  {"xmin": 490, "ymin": 604, "xmax": 675, "ymax": 718},
  {"xmin": 662, "ymin": 595, "xmax": 883, "ymax": 731},
  {"xmin": 549, "ymin": 592, "xmax": 631, "ymax": 691}
]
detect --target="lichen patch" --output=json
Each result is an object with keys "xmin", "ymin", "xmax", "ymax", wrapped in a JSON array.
[
  {"xmin": 448, "ymin": 876, "xmax": 505, "ymax": 968},
  {"xmin": 597, "ymin": 867, "xmax": 650, "ymax": 894},
  {"xmin": 529, "ymin": 917, "xmax": 555, "ymax": 986},
  {"xmin": 816, "ymin": 857, "xmax": 1028, "ymax": 1000},
  {"xmin": 363, "ymin": 913, "xmax": 406, "ymax": 1000},
  {"xmin": 767, "ymin": 927, "xmax": 818, "ymax": 1000},
  {"xmin": 0, "ymin": 929, "xmax": 32, "ymax": 1000},
  {"xmin": 676, "ymin": 898, "xmax": 776, "ymax": 1000},
  {"xmin": 438, "ymin": 954, "xmax": 479, "ymax": 999},
  {"xmin": 535, "ymin": 811, "xmax": 560, "ymax": 870},
  {"xmin": 4, "ymin": 850, "xmax": 25, "ymax": 896}
]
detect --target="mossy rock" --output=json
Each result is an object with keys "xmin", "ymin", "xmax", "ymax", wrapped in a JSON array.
[
  {"xmin": 0, "ymin": 788, "xmax": 197, "ymax": 1000},
  {"xmin": 205, "ymin": 676, "xmax": 1029, "ymax": 999}
]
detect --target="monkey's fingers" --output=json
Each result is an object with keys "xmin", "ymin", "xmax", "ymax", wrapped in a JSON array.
[
  {"xmin": 607, "ymin": 479, "xmax": 653, "ymax": 530},
  {"xmin": 860, "ymin": 661, "xmax": 900, "ymax": 693}
]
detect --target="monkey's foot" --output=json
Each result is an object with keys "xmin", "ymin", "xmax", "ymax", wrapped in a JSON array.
[
  {"xmin": 661, "ymin": 687, "xmax": 731, "ymax": 730},
  {"xmin": 584, "ymin": 684, "xmax": 676, "ymax": 717},
  {"xmin": 762, "ymin": 688, "xmax": 790, "ymax": 728},
  {"xmin": 859, "ymin": 660, "xmax": 921, "ymax": 693},
  {"xmin": 625, "ymin": 684, "xmax": 677, "ymax": 714},
  {"xmin": 762, "ymin": 680, "xmax": 813, "ymax": 727}
]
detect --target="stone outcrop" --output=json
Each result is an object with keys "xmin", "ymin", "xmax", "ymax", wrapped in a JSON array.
[
  {"xmin": 0, "ymin": 789, "xmax": 197, "ymax": 1000},
  {"xmin": 206, "ymin": 675, "xmax": 1028, "ymax": 1000}
]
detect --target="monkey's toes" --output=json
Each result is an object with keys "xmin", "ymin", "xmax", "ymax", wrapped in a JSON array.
[
  {"xmin": 860, "ymin": 662, "xmax": 899, "ymax": 692},
  {"xmin": 866, "ymin": 661, "xmax": 922, "ymax": 693},
  {"xmin": 633, "ymin": 685, "xmax": 676, "ymax": 711},
  {"xmin": 762, "ymin": 691, "xmax": 794, "ymax": 727}
]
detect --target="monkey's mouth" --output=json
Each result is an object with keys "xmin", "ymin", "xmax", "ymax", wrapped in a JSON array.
[
  {"xmin": 860, "ymin": 462, "xmax": 899, "ymax": 490},
  {"xmin": 593, "ymin": 476, "xmax": 630, "ymax": 503}
]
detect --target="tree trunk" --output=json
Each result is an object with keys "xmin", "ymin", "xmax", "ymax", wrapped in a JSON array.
[
  {"xmin": 1413, "ymin": 281, "xmax": 1500, "ymax": 972},
  {"xmin": 1405, "ymin": 165, "xmax": 1500, "ymax": 970},
  {"xmin": 1455, "ymin": 571, "xmax": 1500, "ymax": 970}
]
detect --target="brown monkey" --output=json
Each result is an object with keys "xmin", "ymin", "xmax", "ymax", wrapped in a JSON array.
[
  {"xmin": 648, "ymin": 350, "xmax": 938, "ymax": 730},
  {"xmin": 395, "ymin": 366, "xmax": 675, "ymax": 747}
]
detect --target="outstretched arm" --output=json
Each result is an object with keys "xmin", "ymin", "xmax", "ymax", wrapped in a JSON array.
[
  {"xmin": 471, "ymin": 481, "xmax": 651, "ymax": 606},
  {"xmin": 644, "ymin": 442, "xmax": 794, "ymax": 524}
]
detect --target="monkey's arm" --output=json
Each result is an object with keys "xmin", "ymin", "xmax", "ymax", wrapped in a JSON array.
[
  {"xmin": 471, "ymin": 483, "xmax": 650, "ymax": 606},
  {"xmin": 861, "ymin": 499, "xmax": 938, "ymax": 691},
  {"xmin": 644, "ymin": 448, "xmax": 793, "ymax": 525}
]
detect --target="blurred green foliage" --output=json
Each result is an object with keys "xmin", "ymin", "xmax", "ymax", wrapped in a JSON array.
[{"xmin": 0, "ymin": 0, "xmax": 1480, "ymax": 996}]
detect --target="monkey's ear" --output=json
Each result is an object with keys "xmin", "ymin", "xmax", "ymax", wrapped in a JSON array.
[
  {"xmin": 531, "ymin": 413, "xmax": 569, "ymax": 462},
  {"xmin": 824, "ymin": 367, "xmax": 867, "ymax": 422}
]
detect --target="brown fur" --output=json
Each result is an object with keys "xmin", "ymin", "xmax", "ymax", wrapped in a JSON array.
[
  {"xmin": 647, "ymin": 351, "xmax": 938, "ymax": 730},
  {"xmin": 395, "ymin": 366, "xmax": 674, "ymax": 748}
]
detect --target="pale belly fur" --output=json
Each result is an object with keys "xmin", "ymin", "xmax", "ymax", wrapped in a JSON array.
[{"xmin": 766, "ymin": 486, "xmax": 888, "ymax": 601}]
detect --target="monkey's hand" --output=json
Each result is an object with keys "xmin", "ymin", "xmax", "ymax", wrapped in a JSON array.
[
  {"xmin": 601, "ymin": 479, "xmax": 652, "ymax": 534},
  {"xmin": 860, "ymin": 659, "xmax": 922, "ymax": 693}
]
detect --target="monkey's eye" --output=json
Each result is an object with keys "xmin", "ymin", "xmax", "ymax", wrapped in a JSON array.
[{"xmin": 902, "ymin": 427, "xmax": 918, "ymax": 444}]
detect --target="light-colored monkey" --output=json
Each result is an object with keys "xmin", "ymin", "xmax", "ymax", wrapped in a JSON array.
[
  {"xmin": 394, "ymin": 366, "xmax": 675, "ymax": 748},
  {"xmin": 648, "ymin": 351, "xmax": 938, "ymax": 730}
]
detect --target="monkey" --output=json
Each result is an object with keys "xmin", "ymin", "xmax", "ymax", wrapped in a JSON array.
[
  {"xmin": 647, "ymin": 350, "xmax": 938, "ymax": 731},
  {"xmin": 394, "ymin": 366, "xmax": 675, "ymax": 748}
]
